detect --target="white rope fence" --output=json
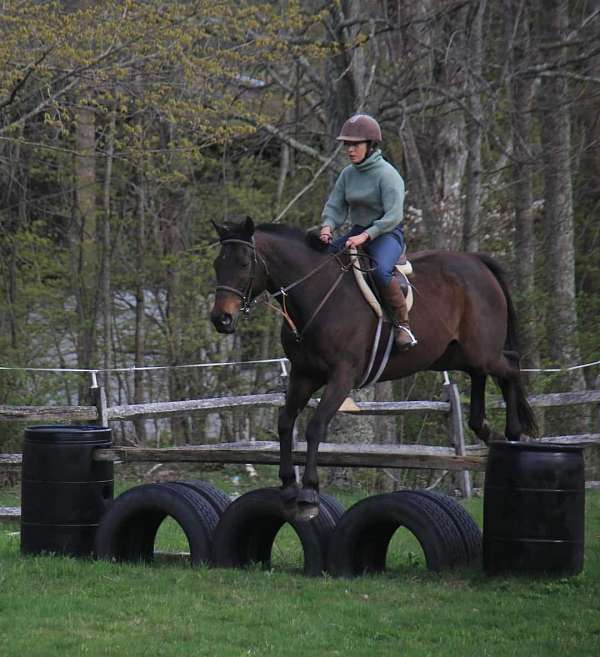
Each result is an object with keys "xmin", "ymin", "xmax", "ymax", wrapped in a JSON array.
[
  {"xmin": 0, "ymin": 357, "xmax": 288, "ymax": 374},
  {"xmin": 0, "ymin": 359, "xmax": 289, "ymax": 388},
  {"xmin": 1, "ymin": 356, "xmax": 598, "ymax": 378},
  {"xmin": 522, "ymin": 359, "xmax": 600, "ymax": 373}
]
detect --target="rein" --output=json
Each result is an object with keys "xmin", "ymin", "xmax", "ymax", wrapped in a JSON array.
[{"xmin": 215, "ymin": 236, "xmax": 359, "ymax": 341}]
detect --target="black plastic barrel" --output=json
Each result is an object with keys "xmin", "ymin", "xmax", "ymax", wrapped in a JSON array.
[
  {"xmin": 483, "ymin": 441, "xmax": 584, "ymax": 576},
  {"xmin": 20, "ymin": 425, "xmax": 113, "ymax": 557}
]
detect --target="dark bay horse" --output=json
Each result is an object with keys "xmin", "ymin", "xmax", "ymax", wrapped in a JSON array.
[{"xmin": 210, "ymin": 217, "xmax": 537, "ymax": 519}]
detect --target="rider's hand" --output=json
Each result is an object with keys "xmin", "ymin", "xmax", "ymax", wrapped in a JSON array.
[
  {"xmin": 346, "ymin": 232, "xmax": 370, "ymax": 249},
  {"xmin": 319, "ymin": 226, "xmax": 333, "ymax": 244}
]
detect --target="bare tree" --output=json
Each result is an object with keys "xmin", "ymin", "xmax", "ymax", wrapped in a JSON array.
[
  {"xmin": 505, "ymin": 0, "xmax": 539, "ymax": 372},
  {"xmin": 536, "ymin": 0, "xmax": 585, "ymax": 384},
  {"xmin": 463, "ymin": 0, "xmax": 486, "ymax": 251}
]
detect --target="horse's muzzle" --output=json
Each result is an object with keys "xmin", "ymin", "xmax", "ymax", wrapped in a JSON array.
[{"xmin": 211, "ymin": 310, "xmax": 236, "ymax": 333}]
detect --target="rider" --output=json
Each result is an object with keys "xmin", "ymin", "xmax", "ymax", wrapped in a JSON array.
[{"xmin": 319, "ymin": 113, "xmax": 417, "ymax": 351}]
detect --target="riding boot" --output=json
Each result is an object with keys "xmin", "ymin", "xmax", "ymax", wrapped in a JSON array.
[{"xmin": 380, "ymin": 275, "xmax": 418, "ymax": 351}]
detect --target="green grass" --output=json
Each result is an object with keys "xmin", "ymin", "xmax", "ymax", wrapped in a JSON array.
[{"xmin": 1, "ymin": 473, "xmax": 600, "ymax": 657}]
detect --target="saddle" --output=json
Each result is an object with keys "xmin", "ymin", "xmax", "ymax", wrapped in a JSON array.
[{"xmin": 349, "ymin": 247, "xmax": 414, "ymax": 317}]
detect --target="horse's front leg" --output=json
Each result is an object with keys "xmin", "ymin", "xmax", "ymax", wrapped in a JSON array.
[
  {"xmin": 278, "ymin": 370, "xmax": 322, "ymax": 505},
  {"xmin": 297, "ymin": 370, "xmax": 355, "ymax": 520}
]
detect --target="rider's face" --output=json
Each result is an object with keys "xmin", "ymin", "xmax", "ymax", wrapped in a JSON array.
[{"xmin": 343, "ymin": 141, "xmax": 368, "ymax": 164}]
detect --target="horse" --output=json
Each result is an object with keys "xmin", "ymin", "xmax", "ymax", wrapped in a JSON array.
[{"xmin": 210, "ymin": 217, "xmax": 537, "ymax": 519}]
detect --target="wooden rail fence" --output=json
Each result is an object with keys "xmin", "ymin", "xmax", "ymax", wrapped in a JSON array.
[{"xmin": 1, "ymin": 384, "xmax": 600, "ymax": 522}]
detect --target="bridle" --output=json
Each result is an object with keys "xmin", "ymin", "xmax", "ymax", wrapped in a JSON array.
[
  {"xmin": 214, "ymin": 235, "xmax": 376, "ymax": 341},
  {"xmin": 214, "ymin": 237, "xmax": 264, "ymax": 314}
]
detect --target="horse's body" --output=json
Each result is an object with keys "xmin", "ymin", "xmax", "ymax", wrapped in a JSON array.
[{"xmin": 211, "ymin": 219, "xmax": 536, "ymax": 518}]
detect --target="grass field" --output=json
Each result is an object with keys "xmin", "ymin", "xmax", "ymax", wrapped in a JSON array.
[{"xmin": 1, "ymin": 469, "xmax": 599, "ymax": 657}]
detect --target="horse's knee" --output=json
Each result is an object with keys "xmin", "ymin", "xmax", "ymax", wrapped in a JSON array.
[
  {"xmin": 278, "ymin": 408, "xmax": 295, "ymax": 435},
  {"xmin": 305, "ymin": 416, "xmax": 326, "ymax": 443}
]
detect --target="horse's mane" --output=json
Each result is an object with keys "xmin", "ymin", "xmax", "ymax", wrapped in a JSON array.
[
  {"xmin": 257, "ymin": 223, "xmax": 328, "ymax": 253},
  {"xmin": 256, "ymin": 223, "xmax": 305, "ymax": 239}
]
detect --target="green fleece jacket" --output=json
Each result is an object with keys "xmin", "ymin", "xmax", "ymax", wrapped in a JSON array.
[{"xmin": 321, "ymin": 150, "xmax": 405, "ymax": 240}]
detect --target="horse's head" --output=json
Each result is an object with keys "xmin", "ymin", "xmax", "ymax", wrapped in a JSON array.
[{"xmin": 210, "ymin": 216, "xmax": 264, "ymax": 333}]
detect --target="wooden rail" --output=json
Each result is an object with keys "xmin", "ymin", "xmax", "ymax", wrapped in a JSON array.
[
  {"xmin": 0, "ymin": 405, "xmax": 98, "ymax": 422},
  {"xmin": 3, "ymin": 434, "xmax": 598, "ymax": 472},
  {"xmin": 1, "ymin": 388, "xmax": 599, "ymax": 423},
  {"xmin": 489, "ymin": 389, "xmax": 600, "ymax": 409},
  {"xmin": 93, "ymin": 440, "xmax": 488, "ymax": 471},
  {"xmin": 0, "ymin": 393, "xmax": 450, "ymax": 423}
]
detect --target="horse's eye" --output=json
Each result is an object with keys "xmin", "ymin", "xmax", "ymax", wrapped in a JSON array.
[{"xmin": 240, "ymin": 261, "xmax": 250, "ymax": 269}]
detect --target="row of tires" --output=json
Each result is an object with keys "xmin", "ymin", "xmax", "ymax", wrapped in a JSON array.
[{"xmin": 94, "ymin": 481, "xmax": 482, "ymax": 577}]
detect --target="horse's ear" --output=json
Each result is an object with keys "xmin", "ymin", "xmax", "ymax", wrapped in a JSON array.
[
  {"xmin": 243, "ymin": 215, "xmax": 255, "ymax": 236},
  {"xmin": 211, "ymin": 219, "xmax": 225, "ymax": 240}
]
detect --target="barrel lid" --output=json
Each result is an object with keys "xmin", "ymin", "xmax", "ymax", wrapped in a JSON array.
[
  {"xmin": 25, "ymin": 425, "xmax": 112, "ymax": 444},
  {"xmin": 488, "ymin": 440, "xmax": 583, "ymax": 454}
]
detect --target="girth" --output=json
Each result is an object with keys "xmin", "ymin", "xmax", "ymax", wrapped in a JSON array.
[{"xmin": 348, "ymin": 247, "xmax": 414, "ymax": 388}]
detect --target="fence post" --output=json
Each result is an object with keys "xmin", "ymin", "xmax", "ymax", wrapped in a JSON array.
[
  {"xmin": 596, "ymin": 375, "xmax": 600, "ymax": 434},
  {"xmin": 280, "ymin": 359, "xmax": 301, "ymax": 484},
  {"xmin": 89, "ymin": 372, "xmax": 108, "ymax": 427},
  {"xmin": 443, "ymin": 382, "xmax": 472, "ymax": 498}
]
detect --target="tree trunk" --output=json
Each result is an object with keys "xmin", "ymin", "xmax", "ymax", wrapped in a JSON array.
[
  {"xmin": 537, "ymin": 1, "xmax": 581, "ymax": 366},
  {"xmin": 133, "ymin": 144, "xmax": 148, "ymax": 444},
  {"xmin": 101, "ymin": 106, "xmax": 116, "ymax": 404},
  {"xmin": 4, "ymin": 133, "xmax": 25, "ymax": 350},
  {"xmin": 536, "ymin": 0, "xmax": 586, "ymax": 404},
  {"xmin": 463, "ymin": 0, "xmax": 486, "ymax": 252},
  {"xmin": 72, "ymin": 103, "xmax": 98, "ymax": 400},
  {"xmin": 323, "ymin": 1, "xmax": 359, "ymax": 152},
  {"xmin": 505, "ymin": 0, "xmax": 540, "ymax": 374},
  {"xmin": 399, "ymin": 114, "xmax": 443, "ymax": 248}
]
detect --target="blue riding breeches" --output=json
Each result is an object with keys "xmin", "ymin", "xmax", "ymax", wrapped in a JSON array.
[{"xmin": 329, "ymin": 224, "xmax": 406, "ymax": 287}]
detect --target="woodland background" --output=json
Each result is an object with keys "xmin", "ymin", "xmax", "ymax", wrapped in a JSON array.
[{"xmin": 0, "ymin": 1, "xmax": 599, "ymax": 467}]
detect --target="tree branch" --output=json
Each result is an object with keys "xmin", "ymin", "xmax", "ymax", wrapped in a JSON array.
[{"xmin": 0, "ymin": 48, "xmax": 52, "ymax": 111}]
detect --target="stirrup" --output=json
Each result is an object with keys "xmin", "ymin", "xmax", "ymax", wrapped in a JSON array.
[{"xmin": 394, "ymin": 324, "xmax": 418, "ymax": 350}]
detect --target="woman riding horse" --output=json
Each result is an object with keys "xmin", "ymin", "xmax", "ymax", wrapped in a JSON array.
[{"xmin": 320, "ymin": 114, "xmax": 417, "ymax": 351}]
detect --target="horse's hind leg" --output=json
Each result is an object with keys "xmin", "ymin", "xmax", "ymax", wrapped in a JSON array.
[
  {"xmin": 467, "ymin": 373, "xmax": 493, "ymax": 444},
  {"xmin": 497, "ymin": 376, "xmax": 523, "ymax": 441},
  {"xmin": 492, "ymin": 351, "xmax": 536, "ymax": 441},
  {"xmin": 278, "ymin": 371, "xmax": 322, "ymax": 504}
]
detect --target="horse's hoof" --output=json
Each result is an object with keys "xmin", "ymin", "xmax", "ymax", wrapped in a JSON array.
[
  {"xmin": 477, "ymin": 423, "xmax": 492, "ymax": 445},
  {"xmin": 297, "ymin": 487, "xmax": 320, "ymax": 506},
  {"xmin": 295, "ymin": 503, "xmax": 320, "ymax": 522},
  {"xmin": 280, "ymin": 483, "xmax": 299, "ymax": 503},
  {"xmin": 294, "ymin": 488, "xmax": 320, "ymax": 521}
]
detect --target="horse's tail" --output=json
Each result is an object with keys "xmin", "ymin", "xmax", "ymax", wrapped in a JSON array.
[{"xmin": 476, "ymin": 253, "xmax": 538, "ymax": 436}]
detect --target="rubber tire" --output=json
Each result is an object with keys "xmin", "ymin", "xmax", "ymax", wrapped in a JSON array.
[
  {"xmin": 327, "ymin": 491, "xmax": 467, "ymax": 577},
  {"xmin": 409, "ymin": 490, "xmax": 482, "ymax": 565},
  {"xmin": 319, "ymin": 491, "xmax": 346, "ymax": 523},
  {"xmin": 212, "ymin": 487, "xmax": 336, "ymax": 576},
  {"xmin": 172, "ymin": 479, "xmax": 231, "ymax": 517},
  {"xmin": 94, "ymin": 482, "xmax": 219, "ymax": 567}
]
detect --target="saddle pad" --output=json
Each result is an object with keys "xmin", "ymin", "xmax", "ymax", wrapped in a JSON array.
[{"xmin": 349, "ymin": 248, "xmax": 413, "ymax": 317}]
